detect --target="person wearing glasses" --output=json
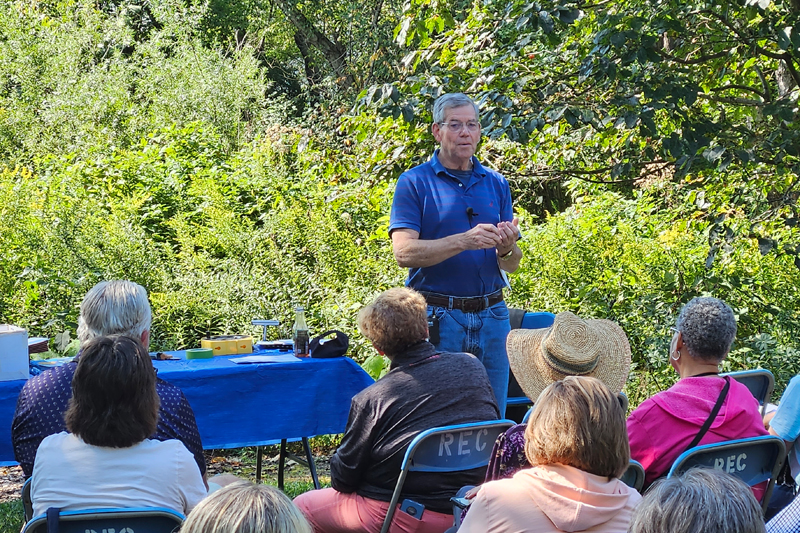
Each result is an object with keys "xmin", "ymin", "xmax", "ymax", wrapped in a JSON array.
[
  {"xmin": 626, "ymin": 297, "xmax": 767, "ymax": 489},
  {"xmin": 389, "ymin": 92, "xmax": 522, "ymax": 415}
]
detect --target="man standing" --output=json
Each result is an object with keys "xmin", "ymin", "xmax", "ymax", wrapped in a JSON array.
[
  {"xmin": 389, "ymin": 92, "xmax": 522, "ymax": 414},
  {"xmin": 12, "ymin": 280, "xmax": 206, "ymax": 480}
]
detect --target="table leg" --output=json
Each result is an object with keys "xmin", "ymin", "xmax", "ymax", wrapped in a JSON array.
[
  {"xmin": 276, "ymin": 438, "xmax": 320, "ymax": 491},
  {"xmin": 278, "ymin": 439, "xmax": 288, "ymax": 490},
  {"xmin": 256, "ymin": 446, "xmax": 264, "ymax": 483},
  {"xmin": 302, "ymin": 437, "xmax": 321, "ymax": 490}
]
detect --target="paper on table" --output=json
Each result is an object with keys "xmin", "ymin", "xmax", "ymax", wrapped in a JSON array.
[{"xmin": 230, "ymin": 354, "xmax": 302, "ymax": 364}]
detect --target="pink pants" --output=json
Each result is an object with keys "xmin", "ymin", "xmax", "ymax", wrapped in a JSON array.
[{"xmin": 294, "ymin": 488, "xmax": 453, "ymax": 533}]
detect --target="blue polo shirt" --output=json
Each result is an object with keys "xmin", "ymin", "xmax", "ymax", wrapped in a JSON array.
[{"xmin": 389, "ymin": 150, "xmax": 513, "ymax": 297}]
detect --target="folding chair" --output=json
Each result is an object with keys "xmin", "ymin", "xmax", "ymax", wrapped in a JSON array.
[
  {"xmin": 23, "ymin": 507, "xmax": 183, "ymax": 533},
  {"xmin": 620, "ymin": 460, "xmax": 645, "ymax": 492},
  {"xmin": 21, "ymin": 478, "xmax": 33, "ymax": 522},
  {"xmin": 379, "ymin": 419, "xmax": 514, "ymax": 533},
  {"xmin": 506, "ymin": 311, "xmax": 555, "ymax": 418},
  {"xmin": 722, "ymin": 369, "xmax": 774, "ymax": 417},
  {"xmin": 667, "ymin": 435, "xmax": 786, "ymax": 514}
]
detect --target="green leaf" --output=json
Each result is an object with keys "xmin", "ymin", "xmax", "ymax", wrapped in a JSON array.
[
  {"xmin": 777, "ymin": 27, "xmax": 792, "ymax": 51},
  {"xmin": 704, "ymin": 145, "xmax": 725, "ymax": 162}
]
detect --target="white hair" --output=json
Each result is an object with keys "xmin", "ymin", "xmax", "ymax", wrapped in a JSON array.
[
  {"xmin": 628, "ymin": 468, "xmax": 765, "ymax": 533},
  {"xmin": 432, "ymin": 93, "xmax": 479, "ymax": 124},
  {"xmin": 77, "ymin": 280, "xmax": 152, "ymax": 345},
  {"xmin": 182, "ymin": 481, "xmax": 312, "ymax": 533}
]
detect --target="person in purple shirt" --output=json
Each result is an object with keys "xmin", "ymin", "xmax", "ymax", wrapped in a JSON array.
[
  {"xmin": 389, "ymin": 92, "xmax": 522, "ymax": 414},
  {"xmin": 12, "ymin": 280, "xmax": 206, "ymax": 482}
]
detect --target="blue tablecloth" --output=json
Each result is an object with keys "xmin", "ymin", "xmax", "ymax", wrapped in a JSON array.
[{"xmin": 0, "ymin": 350, "xmax": 374, "ymax": 465}]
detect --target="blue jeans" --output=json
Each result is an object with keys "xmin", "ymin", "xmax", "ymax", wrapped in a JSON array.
[{"xmin": 427, "ymin": 301, "xmax": 511, "ymax": 415}]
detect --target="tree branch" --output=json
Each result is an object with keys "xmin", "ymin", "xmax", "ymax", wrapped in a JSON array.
[
  {"xmin": 656, "ymin": 48, "xmax": 730, "ymax": 65},
  {"xmin": 697, "ymin": 93, "xmax": 765, "ymax": 106},
  {"xmin": 701, "ymin": 10, "xmax": 800, "ymax": 87},
  {"xmin": 709, "ymin": 84, "xmax": 766, "ymax": 99}
]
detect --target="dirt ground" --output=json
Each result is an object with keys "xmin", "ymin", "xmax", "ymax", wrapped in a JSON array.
[{"xmin": 0, "ymin": 467, "xmax": 24, "ymax": 504}]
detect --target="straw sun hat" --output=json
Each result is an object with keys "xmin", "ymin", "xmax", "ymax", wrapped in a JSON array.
[{"xmin": 507, "ymin": 311, "xmax": 632, "ymax": 402}]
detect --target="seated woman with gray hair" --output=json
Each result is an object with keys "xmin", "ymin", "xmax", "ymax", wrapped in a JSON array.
[
  {"xmin": 627, "ymin": 297, "xmax": 768, "ymax": 488},
  {"xmin": 459, "ymin": 376, "xmax": 641, "ymax": 533},
  {"xmin": 30, "ymin": 335, "xmax": 207, "ymax": 517},
  {"xmin": 294, "ymin": 287, "xmax": 500, "ymax": 533},
  {"xmin": 629, "ymin": 468, "xmax": 765, "ymax": 533},
  {"xmin": 182, "ymin": 481, "xmax": 311, "ymax": 533}
]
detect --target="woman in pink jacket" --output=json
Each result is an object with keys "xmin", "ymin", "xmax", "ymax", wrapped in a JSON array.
[
  {"xmin": 627, "ymin": 297, "xmax": 768, "ymax": 489},
  {"xmin": 460, "ymin": 376, "xmax": 641, "ymax": 533}
]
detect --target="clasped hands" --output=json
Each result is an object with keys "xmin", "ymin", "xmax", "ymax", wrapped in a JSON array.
[{"xmin": 462, "ymin": 217, "xmax": 519, "ymax": 255}]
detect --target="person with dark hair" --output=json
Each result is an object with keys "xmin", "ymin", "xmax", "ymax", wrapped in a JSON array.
[
  {"xmin": 294, "ymin": 287, "xmax": 500, "ymax": 533},
  {"xmin": 629, "ymin": 468, "xmax": 765, "ymax": 533},
  {"xmin": 30, "ymin": 335, "xmax": 206, "ymax": 517},
  {"xmin": 12, "ymin": 280, "xmax": 205, "ymax": 479},
  {"xmin": 627, "ymin": 297, "xmax": 768, "ymax": 488}
]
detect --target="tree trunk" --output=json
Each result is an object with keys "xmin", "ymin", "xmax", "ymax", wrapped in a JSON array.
[
  {"xmin": 274, "ymin": 0, "xmax": 353, "ymax": 88},
  {"xmin": 294, "ymin": 32, "xmax": 322, "ymax": 87}
]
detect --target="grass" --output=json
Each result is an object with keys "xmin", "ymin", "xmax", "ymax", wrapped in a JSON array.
[{"xmin": 0, "ymin": 499, "xmax": 23, "ymax": 533}]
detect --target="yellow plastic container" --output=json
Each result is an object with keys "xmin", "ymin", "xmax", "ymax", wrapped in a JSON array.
[{"xmin": 201, "ymin": 335, "xmax": 254, "ymax": 356}]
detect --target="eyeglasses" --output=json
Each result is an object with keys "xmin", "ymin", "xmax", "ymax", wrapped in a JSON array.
[
  {"xmin": 670, "ymin": 327, "xmax": 679, "ymax": 335},
  {"xmin": 439, "ymin": 121, "xmax": 480, "ymax": 133}
]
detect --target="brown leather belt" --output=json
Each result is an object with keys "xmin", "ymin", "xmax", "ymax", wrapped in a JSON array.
[{"xmin": 422, "ymin": 291, "xmax": 504, "ymax": 313}]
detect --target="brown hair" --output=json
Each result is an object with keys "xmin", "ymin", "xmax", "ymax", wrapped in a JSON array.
[
  {"xmin": 65, "ymin": 335, "xmax": 159, "ymax": 448},
  {"xmin": 524, "ymin": 376, "xmax": 629, "ymax": 478},
  {"xmin": 357, "ymin": 288, "xmax": 428, "ymax": 357}
]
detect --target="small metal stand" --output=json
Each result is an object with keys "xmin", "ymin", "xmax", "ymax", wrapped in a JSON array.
[
  {"xmin": 255, "ymin": 438, "xmax": 321, "ymax": 490},
  {"xmin": 252, "ymin": 319, "xmax": 281, "ymax": 345}
]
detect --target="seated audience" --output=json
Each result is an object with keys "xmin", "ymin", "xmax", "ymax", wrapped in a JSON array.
[
  {"xmin": 628, "ymin": 468, "xmax": 765, "ymax": 533},
  {"xmin": 30, "ymin": 335, "xmax": 206, "ymax": 516},
  {"xmin": 12, "ymin": 280, "xmax": 205, "ymax": 479},
  {"xmin": 627, "ymin": 297, "xmax": 768, "ymax": 488},
  {"xmin": 294, "ymin": 287, "xmax": 500, "ymax": 533},
  {"xmin": 182, "ymin": 481, "xmax": 311, "ymax": 533},
  {"xmin": 486, "ymin": 311, "xmax": 632, "ymax": 480},
  {"xmin": 459, "ymin": 376, "xmax": 641, "ymax": 533}
]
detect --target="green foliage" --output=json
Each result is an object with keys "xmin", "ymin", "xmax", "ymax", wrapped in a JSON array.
[
  {"xmin": 0, "ymin": 122, "xmax": 401, "ymax": 360},
  {"xmin": 0, "ymin": 499, "xmax": 23, "ymax": 533},
  {"xmin": 2, "ymin": 0, "xmax": 800, "ymax": 409},
  {"xmin": 510, "ymin": 187, "xmax": 800, "ymax": 401}
]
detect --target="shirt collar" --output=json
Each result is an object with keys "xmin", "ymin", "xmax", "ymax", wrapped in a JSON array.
[
  {"xmin": 431, "ymin": 150, "xmax": 486, "ymax": 179},
  {"xmin": 388, "ymin": 341, "xmax": 438, "ymax": 370}
]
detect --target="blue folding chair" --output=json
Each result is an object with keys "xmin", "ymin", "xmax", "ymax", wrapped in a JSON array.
[
  {"xmin": 506, "ymin": 311, "xmax": 556, "ymax": 416},
  {"xmin": 620, "ymin": 459, "xmax": 645, "ymax": 492},
  {"xmin": 21, "ymin": 478, "xmax": 33, "ymax": 522},
  {"xmin": 23, "ymin": 507, "xmax": 183, "ymax": 533},
  {"xmin": 380, "ymin": 419, "xmax": 515, "ymax": 533},
  {"xmin": 667, "ymin": 435, "xmax": 786, "ymax": 513},
  {"xmin": 722, "ymin": 369, "xmax": 774, "ymax": 417}
]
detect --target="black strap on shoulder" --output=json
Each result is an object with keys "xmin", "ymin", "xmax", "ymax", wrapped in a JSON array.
[
  {"xmin": 685, "ymin": 376, "xmax": 730, "ymax": 452},
  {"xmin": 46, "ymin": 507, "xmax": 60, "ymax": 533}
]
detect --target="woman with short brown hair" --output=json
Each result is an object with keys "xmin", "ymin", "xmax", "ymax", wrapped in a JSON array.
[{"xmin": 459, "ymin": 376, "xmax": 641, "ymax": 533}]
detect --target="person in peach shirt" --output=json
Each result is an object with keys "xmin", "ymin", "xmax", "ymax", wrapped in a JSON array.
[{"xmin": 459, "ymin": 376, "xmax": 641, "ymax": 533}]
